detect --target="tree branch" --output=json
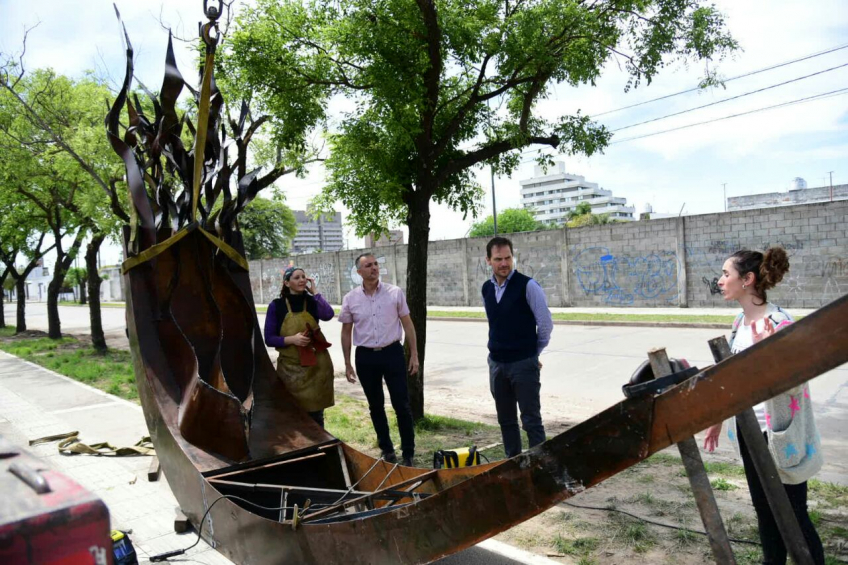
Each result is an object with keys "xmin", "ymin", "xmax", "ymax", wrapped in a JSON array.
[{"xmin": 437, "ymin": 134, "xmax": 559, "ymax": 185}]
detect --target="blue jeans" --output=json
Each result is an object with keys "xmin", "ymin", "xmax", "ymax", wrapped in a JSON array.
[
  {"xmin": 488, "ymin": 354, "xmax": 545, "ymax": 458},
  {"xmin": 355, "ymin": 343, "xmax": 415, "ymax": 460}
]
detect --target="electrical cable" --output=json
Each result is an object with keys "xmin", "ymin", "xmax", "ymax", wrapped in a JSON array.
[
  {"xmin": 610, "ymin": 87, "xmax": 848, "ymax": 144},
  {"xmin": 562, "ymin": 501, "xmax": 761, "ymax": 545},
  {"xmin": 591, "ymin": 43, "xmax": 848, "ymax": 118},
  {"xmin": 149, "ymin": 494, "xmax": 302, "ymax": 562},
  {"xmin": 611, "ymin": 62, "xmax": 848, "ymax": 132}
]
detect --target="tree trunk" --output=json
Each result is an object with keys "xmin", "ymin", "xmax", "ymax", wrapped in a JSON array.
[
  {"xmin": 46, "ymin": 278, "xmax": 62, "ymax": 339},
  {"xmin": 15, "ymin": 278, "xmax": 26, "ymax": 333},
  {"xmin": 79, "ymin": 282, "xmax": 87, "ymax": 305},
  {"xmin": 47, "ymin": 229, "xmax": 85, "ymax": 339},
  {"xmin": 405, "ymin": 190, "xmax": 431, "ymax": 422},
  {"xmin": 0, "ymin": 272, "xmax": 6, "ymax": 329},
  {"xmin": 86, "ymin": 233, "xmax": 106, "ymax": 352}
]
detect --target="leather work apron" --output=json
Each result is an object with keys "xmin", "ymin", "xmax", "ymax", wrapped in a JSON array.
[{"xmin": 275, "ymin": 297, "xmax": 335, "ymax": 412}]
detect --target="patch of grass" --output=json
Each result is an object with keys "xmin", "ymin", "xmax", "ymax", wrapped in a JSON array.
[
  {"xmin": 710, "ymin": 478, "xmax": 738, "ymax": 491},
  {"xmin": 635, "ymin": 491, "xmax": 656, "ymax": 505},
  {"xmin": 553, "ymin": 535, "xmax": 599, "ymax": 555},
  {"xmin": 725, "ymin": 512, "xmax": 750, "ymax": 537},
  {"xmin": 809, "ymin": 509, "xmax": 822, "ymax": 527},
  {"xmin": 324, "ymin": 394, "xmax": 503, "ymax": 467},
  {"xmin": 736, "ymin": 546, "xmax": 764, "ymax": 564},
  {"xmin": 423, "ymin": 310, "xmax": 737, "ymax": 324},
  {"xmin": 0, "ymin": 327, "xmax": 15, "ymax": 338},
  {"xmin": 0, "ymin": 334, "xmax": 137, "ymax": 400},
  {"xmin": 674, "ymin": 527, "xmax": 698, "ymax": 546},
  {"xmin": 576, "ymin": 557, "xmax": 598, "ymax": 565},
  {"xmin": 637, "ymin": 473, "xmax": 655, "ymax": 484},
  {"xmin": 641, "ymin": 452, "xmax": 681, "ymax": 467},
  {"xmin": 624, "ymin": 522, "xmax": 655, "ymax": 553},
  {"xmin": 809, "ymin": 479, "xmax": 848, "ymax": 508},
  {"xmin": 56, "ymin": 301, "xmax": 124, "ymax": 309},
  {"xmin": 702, "ymin": 460, "xmax": 746, "ymax": 477}
]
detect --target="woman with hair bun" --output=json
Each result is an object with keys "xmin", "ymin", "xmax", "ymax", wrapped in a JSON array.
[
  {"xmin": 704, "ymin": 247, "xmax": 825, "ymax": 564},
  {"xmin": 264, "ymin": 267, "xmax": 335, "ymax": 428}
]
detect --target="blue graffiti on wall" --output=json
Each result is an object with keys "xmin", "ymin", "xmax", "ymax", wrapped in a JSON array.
[{"xmin": 573, "ymin": 247, "xmax": 679, "ymax": 305}]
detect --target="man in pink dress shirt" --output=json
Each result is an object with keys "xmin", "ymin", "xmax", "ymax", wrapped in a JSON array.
[{"xmin": 339, "ymin": 253, "xmax": 419, "ymax": 467}]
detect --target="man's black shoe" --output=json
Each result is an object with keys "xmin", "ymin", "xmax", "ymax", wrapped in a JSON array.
[
  {"xmin": 381, "ymin": 451, "xmax": 397, "ymax": 464},
  {"xmin": 402, "ymin": 456, "xmax": 414, "ymax": 467}
]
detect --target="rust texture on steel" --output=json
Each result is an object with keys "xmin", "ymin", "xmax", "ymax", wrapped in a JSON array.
[{"xmin": 107, "ymin": 5, "xmax": 848, "ymax": 565}]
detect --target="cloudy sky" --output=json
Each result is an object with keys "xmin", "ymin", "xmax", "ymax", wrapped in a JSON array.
[{"xmin": 1, "ymin": 0, "xmax": 846, "ymax": 263}]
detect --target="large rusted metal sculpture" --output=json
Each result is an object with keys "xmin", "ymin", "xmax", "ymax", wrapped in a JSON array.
[{"xmin": 109, "ymin": 4, "xmax": 848, "ymax": 564}]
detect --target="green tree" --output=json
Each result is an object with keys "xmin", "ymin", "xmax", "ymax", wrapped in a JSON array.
[
  {"xmin": 565, "ymin": 201, "xmax": 615, "ymax": 227},
  {"xmin": 469, "ymin": 208, "xmax": 541, "ymax": 237},
  {"xmin": 0, "ymin": 61, "xmax": 128, "ymax": 347},
  {"xmin": 203, "ymin": 0, "xmax": 738, "ymax": 419},
  {"xmin": 567, "ymin": 201, "xmax": 593, "ymax": 220},
  {"xmin": 239, "ymin": 194, "xmax": 298, "ymax": 259},
  {"xmin": 65, "ymin": 267, "xmax": 88, "ymax": 304}
]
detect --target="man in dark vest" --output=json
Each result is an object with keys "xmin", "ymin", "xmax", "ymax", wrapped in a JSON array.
[{"xmin": 482, "ymin": 236, "xmax": 553, "ymax": 458}]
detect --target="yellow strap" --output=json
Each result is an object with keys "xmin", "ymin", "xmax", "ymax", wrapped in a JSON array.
[
  {"xmin": 192, "ymin": 51, "xmax": 216, "ymax": 221},
  {"xmin": 121, "ymin": 224, "xmax": 248, "ymax": 274},
  {"xmin": 29, "ymin": 431, "xmax": 155, "ymax": 456}
]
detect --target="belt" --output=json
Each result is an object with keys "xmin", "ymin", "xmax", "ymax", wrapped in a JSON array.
[{"xmin": 358, "ymin": 341, "xmax": 400, "ymax": 352}]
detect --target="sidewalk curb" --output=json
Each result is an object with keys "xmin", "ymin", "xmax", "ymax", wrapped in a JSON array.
[{"xmin": 427, "ymin": 316, "xmax": 729, "ymax": 330}]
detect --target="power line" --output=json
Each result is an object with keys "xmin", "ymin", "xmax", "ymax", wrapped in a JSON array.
[
  {"xmin": 610, "ymin": 87, "xmax": 848, "ymax": 144},
  {"xmin": 591, "ymin": 43, "xmax": 848, "ymax": 118},
  {"xmin": 611, "ymin": 62, "xmax": 848, "ymax": 132}
]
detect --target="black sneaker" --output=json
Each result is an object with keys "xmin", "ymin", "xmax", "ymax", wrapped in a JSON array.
[
  {"xmin": 381, "ymin": 451, "xmax": 397, "ymax": 464},
  {"xmin": 402, "ymin": 456, "xmax": 414, "ymax": 467}
]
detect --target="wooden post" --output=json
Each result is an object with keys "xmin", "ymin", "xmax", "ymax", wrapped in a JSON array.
[
  {"xmin": 147, "ymin": 455, "xmax": 161, "ymax": 482},
  {"xmin": 648, "ymin": 347, "xmax": 736, "ymax": 564},
  {"xmin": 708, "ymin": 337, "xmax": 814, "ymax": 565}
]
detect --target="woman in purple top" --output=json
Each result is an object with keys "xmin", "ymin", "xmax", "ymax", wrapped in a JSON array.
[{"xmin": 264, "ymin": 267, "xmax": 335, "ymax": 428}]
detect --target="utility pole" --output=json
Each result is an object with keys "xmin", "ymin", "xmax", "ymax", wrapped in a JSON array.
[
  {"xmin": 828, "ymin": 171, "xmax": 834, "ymax": 202},
  {"xmin": 722, "ymin": 183, "xmax": 727, "ymax": 212},
  {"xmin": 486, "ymin": 97, "xmax": 498, "ymax": 235},
  {"xmin": 491, "ymin": 165, "xmax": 498, "ymax": 235}
]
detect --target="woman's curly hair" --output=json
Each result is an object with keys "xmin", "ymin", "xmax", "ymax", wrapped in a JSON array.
[{"xmin": 729, "ymin": 247, "xmax": 790, "ymax": 305}]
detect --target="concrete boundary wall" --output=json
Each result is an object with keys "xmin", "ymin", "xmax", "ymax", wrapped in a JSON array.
[{"xmin": 248, "ymin": 201, "xmax": 848, "ymax": 309}]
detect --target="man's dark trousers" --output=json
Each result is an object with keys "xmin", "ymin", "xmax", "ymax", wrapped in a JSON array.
[
  {"xmin": 355, "ymin": 342, "xmax": 415, "ymax": 460},
  {"xmin": 488, "ymin": 354, "xmax": 544, "ymax": 458}
]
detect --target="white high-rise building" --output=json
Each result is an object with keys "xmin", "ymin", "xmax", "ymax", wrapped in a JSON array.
[{"xmin": 519, "ymin": 162, "xmax": 635, "ymax": 225}]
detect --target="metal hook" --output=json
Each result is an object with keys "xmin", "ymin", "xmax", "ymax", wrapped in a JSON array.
[{"xmin": 203, "ymin": 0, "xmax": 223, "ymax": 22}]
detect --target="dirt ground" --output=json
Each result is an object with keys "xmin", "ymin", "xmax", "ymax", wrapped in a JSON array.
[{"xmin": 490, "ymin": 449, "xmax": 847, "ymax": 564}]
